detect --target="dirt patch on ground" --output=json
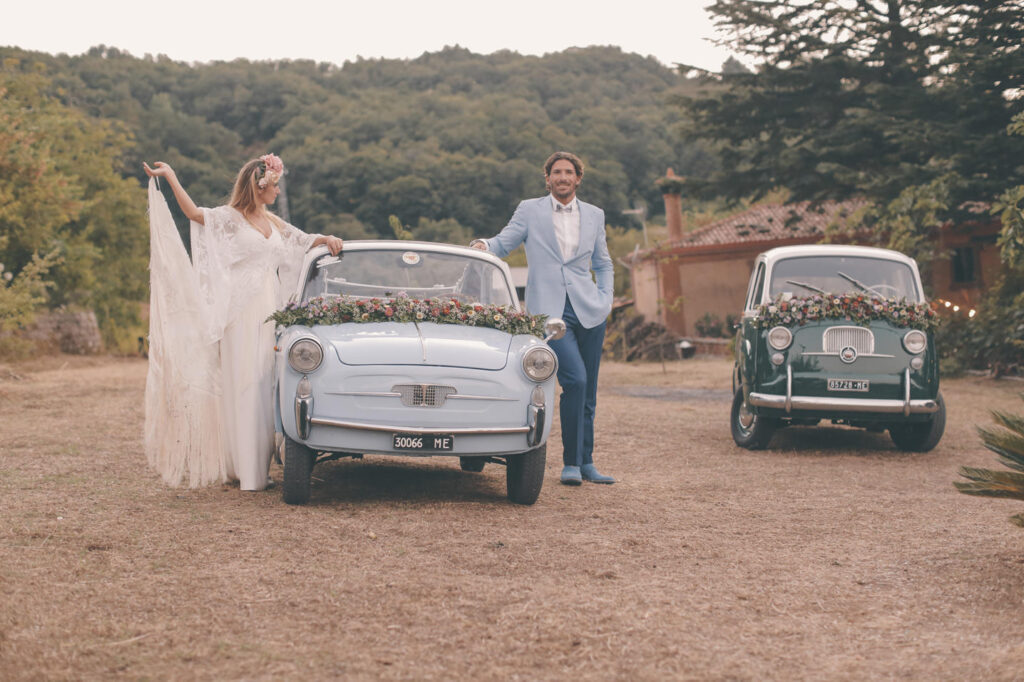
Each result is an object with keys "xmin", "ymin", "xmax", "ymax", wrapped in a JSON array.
[{"xmin": 2, "ymin": 355, "xmax": 1023, "ymax": 680}]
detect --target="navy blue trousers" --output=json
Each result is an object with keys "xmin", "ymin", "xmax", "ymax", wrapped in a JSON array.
[{"xmin": 548, "ymin": 297, "xmax": 606, "ymax": 467}]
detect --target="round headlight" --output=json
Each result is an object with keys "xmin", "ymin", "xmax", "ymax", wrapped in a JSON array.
[
  {"xmin": 522, "ymin": 346, "xmax": 557, "ymax": 382},
  {"xmin": 902, "ymin": 330, "xmax": 926, "ymax": 354},
  {"xmin": 767, "ymin": 326, "xmax": 792, "ymax": 351},
  {"xmin": 288, "ymin": 337, "xmax": 323, "ymax": 372}
]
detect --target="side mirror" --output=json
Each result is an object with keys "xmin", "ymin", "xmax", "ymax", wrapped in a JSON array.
[{"xmin": 544, "ymin": 318, "xmax": 566, "ymax": 342}]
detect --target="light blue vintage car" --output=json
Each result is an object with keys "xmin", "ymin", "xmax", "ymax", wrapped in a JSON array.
[{"xmin": 273, "ymin": 241, "xmax": 565, "ymax": 505}]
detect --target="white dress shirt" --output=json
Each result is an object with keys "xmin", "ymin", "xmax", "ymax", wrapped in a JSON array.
[{"xmin": 550, "ymin": 194, "xmax": 580, "ymax": 261}]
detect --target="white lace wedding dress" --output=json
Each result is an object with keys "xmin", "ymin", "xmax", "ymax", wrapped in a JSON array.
[{"xmin": 145, "ymin": 179, "xmax": 317, "ymax": 490}]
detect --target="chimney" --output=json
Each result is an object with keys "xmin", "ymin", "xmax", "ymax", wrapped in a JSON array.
[
  {"xmin": 655, "ymin": 168, "xmax": 686, "ymax": 335},
  {"xmin": 659, "ymin": 168, "xmax": 684, "ymax": 242}
]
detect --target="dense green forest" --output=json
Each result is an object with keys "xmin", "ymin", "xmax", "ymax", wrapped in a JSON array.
[
  {"xmin": 2, "ymin": 44, "xmax": 712, "ymax": 236},
  {"xmin": 0, "ymin": 44, "xmax": 715, "ymax": 351}
]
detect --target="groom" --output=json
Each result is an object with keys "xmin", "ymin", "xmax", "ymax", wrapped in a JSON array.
[{"xmin": 471, "ymin": 151, "xmax": 615, "ymax": 485}]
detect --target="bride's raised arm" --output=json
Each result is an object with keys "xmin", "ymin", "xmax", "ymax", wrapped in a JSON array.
[{"xmin": 143, "ymin": 162, "xmax": 205, "ymax": 226}]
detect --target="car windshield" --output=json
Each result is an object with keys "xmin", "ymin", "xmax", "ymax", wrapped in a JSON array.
[
  {"xmin": 301, "ymin": 249, "xmax": 515, "ymax": 306},
  {"xmin": 768, "ymin": 255, "xmax": 921, "ymax": 302}
]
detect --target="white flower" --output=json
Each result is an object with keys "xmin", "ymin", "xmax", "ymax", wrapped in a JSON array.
[{"xmin": 3, "ymin": 272, "xmax": 11, "ymax": 281}]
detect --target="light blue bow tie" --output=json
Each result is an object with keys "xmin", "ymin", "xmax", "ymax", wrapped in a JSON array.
[{"xmin": 555, "ymin": 203, "xmax": 573, "ymax": 213}]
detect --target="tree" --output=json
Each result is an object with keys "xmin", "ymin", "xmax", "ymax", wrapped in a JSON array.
[
  {"xmin": 0, "ymin": 43, "xmax": 716, "ymax": 236},
  {"xmin": 0, "ymin": 242, "xmax": 62, "ymax": 357},
  {"xmin": 0, "ymin": 61, "xmax": 148, "ymax": 351},
  {"xmin": 681, "ymin": 1, "xmax": 1024, "ymax": 213}
]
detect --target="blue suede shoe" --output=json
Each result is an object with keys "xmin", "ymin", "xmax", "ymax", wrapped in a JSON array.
[
  {"xmin": 580, "ymin": 464, "xmax": 615, "ymax": 484},
  {"xmin": 560, "ymin": 465, "xmax": 582, "ymax": 485}
]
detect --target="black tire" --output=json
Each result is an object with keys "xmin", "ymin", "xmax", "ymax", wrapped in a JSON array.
[
  {"xmin": 730, "ymin": 387, "xmax": 777, "ymax": 450},
  {"xmin": 459, "ymin": 457, "xmax": 487, "ymax": 473},
  {"xmin": 889, "ymin": 391, "xmax": 946, "ymax": 452},
  {"xmin": 282, "ymin": 436, "xmax": 315, "ymax": 505},
  {"xmin": 506, "ymin": 445, "xmax": 546, "ymax": 505}
]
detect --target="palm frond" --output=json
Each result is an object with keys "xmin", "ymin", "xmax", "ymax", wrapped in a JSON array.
[
  {"xmin": 990, "ymin": 409, "xmax": 1024, "ymax": 437},
  {"xmin": 976, "ymin": 425, "xmax": 1024, "ymax": 471},
  {"xmin": 955, "ymin": 466, "xmax": 1024, "ymax": 500}
]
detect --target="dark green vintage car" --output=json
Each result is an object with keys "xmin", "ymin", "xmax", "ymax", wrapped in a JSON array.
[{"xmin": 731, "ymin": 245, "xmax": 945, "ymax": 451}]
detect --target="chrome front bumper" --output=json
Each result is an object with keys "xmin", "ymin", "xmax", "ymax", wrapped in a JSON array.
[
  {"xmin": 749, "ymin": 367, "xmax": 939, "ymax": 416},
  {"xmin": 295, "ymin": 387, "xmax": 547, "ymax": 448},
  {"xmin": 308, "ymin": 416, "xmax": 530, "ymax": 436}
]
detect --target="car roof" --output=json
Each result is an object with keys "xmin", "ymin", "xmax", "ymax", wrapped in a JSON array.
[
  {"xmin": 750, "ymin": 244, "xmax": 926, "ymax": 305},
  {"xmin": 306, "ymin": 240, "xmax": 507, "ymax": 267},
  {"xmin": 758, "ymin": 244, "xmax": 919, "ymax": 269}
]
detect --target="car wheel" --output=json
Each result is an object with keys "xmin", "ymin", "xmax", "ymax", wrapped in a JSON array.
[
  {"xmin": 282, "ymin": 435, "xmax": 315, "ymax": 505},
  {"xmin": 506, "ymin": 444, "xmax": 546, "ymax": 505},
  {"xmin": 459, "ymin": 457, "xmax": 487, "ymax": 473},
  {"xmin": 730, "ymin": 387, "xmax": 777, "ymax": 450},
  {"xmin": 889, "ymin": 391, "xmax": 946, "ymax": 452}
]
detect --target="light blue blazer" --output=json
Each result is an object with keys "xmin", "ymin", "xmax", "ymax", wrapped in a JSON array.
[{"xmin": 483, "ymin": 196, "xmax": 614, "ymax": 329}]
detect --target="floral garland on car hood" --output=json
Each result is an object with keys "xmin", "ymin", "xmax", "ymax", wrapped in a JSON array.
[
  {"xmin": 269, "ymin": 295, "xmax": 547, "ymax": 337},
  {"xmin": 754, "ymin": 293, "xmax": 939, "ymax": 331}
]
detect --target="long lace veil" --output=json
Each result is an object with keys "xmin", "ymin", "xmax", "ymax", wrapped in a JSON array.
[{"xmin": 144, "ymin": 179, "xmax": 228, "ymax": 486}]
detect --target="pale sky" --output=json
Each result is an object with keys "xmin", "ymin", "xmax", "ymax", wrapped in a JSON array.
[{"xmin": 4, "ymin": 0, "xmax": 739, "ymax": 72}]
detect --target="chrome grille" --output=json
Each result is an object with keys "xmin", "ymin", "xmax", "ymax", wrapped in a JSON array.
[
  {"xmin": 392, "ymin": 384, "xmax": 456, "ymax": 408},
  {"xmin": 822, "ymin": 326, "xmax": 875, "ymax": 354}
]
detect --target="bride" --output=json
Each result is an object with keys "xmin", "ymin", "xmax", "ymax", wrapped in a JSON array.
[{"xmin": 143, "ymin": 155, "xmax": 343, "ymax": 491}]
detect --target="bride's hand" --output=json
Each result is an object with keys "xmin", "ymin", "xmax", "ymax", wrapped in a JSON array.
[
  {"xmin": 324, "ymin": 236, "xmax": 344, "ymax": 256},
  {"xmin": 143, "ymin": 161, "xmax": 176, "ymax": 179}
]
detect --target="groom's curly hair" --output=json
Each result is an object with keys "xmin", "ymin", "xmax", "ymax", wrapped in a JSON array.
[{"xmin": 543, "ymin": 151, "xmax": 584, "ymax": 178}]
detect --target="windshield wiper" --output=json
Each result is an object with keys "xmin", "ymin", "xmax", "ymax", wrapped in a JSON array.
[
  {"xmin": 837, "ymin": 270, "xmax": 871, "ymax": 293},
  {"xmin": 785, "ymin": 279, "xmax": 826, "ymax": 295}
]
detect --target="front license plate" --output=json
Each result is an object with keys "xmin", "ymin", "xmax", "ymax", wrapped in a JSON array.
[
  {"xmin": 392, "ymin": 433, "xmax": 454, "ymax": 451},
  {"xmin": 828, "ymin": 378, "xmax": 869, "ymax": 392}
]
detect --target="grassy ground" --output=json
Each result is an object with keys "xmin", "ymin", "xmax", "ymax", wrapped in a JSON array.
[{"xmin": 1, "ymin": 355, "xmax": 1023, "ymax": 680}]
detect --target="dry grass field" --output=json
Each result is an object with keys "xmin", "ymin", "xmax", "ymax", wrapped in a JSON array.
[{"xmin": 2, "ymin": 354, "xmax": 1023, "ymax": 680}]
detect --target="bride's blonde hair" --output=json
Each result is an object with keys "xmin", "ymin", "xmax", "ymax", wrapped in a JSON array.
[{"xmin": 229, "ymin": 157, "xmax": 284, "ymax": 229}]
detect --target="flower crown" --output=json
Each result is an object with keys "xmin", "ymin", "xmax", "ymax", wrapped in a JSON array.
[{"xmin": 256, "ymin": 153, "xmax": 284, "ymax": 189}]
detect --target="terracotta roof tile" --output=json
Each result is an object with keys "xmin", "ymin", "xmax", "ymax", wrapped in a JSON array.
[{"xmin": 669, "ymin": 199, "xmax": 867, "ymax": 249}]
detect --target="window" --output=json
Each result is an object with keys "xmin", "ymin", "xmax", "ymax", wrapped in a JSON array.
[
  {"xmin": 951, "ymin": 247, "xmax": 976, "ymax": 284},
  {"xmin": 768, "ymin": 256, "xmax": 921, "ymax": 301},
  {"xmin": 747, "ymin": 262, "xmax": 766, "ymax": 310}
]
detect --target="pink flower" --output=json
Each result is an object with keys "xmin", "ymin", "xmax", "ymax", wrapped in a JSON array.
[{"xmin": 260, "ymin": 153, "xmax": 284, "ymax": 175}]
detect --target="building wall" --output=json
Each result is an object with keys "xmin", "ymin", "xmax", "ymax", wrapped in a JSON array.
[
  {"xmin": 630, "ymin": 251, "xmax": 757, "ymax": 337},
  {"xmin": 674, "ymin": 254, "xmax": 757, "ymax": 336},
  {"xmin": 930, "ymin": 226, "xmax": 1000, "ymax": 308},
  {"xmin": 629, "ymin": 222, "xmax": 1001, "ymax": 338},
  {"xmin": 631, "ymin": 260, "xmax": 661, "ymax": 323}
]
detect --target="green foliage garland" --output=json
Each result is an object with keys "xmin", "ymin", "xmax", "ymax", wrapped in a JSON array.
[
  {"xmin": 754, "ymin": 293, "xmax": 939, "ymax": 332},
  {"xmin": 270, "ymin": 295, "xmax": 547, "ymax": 338}
]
